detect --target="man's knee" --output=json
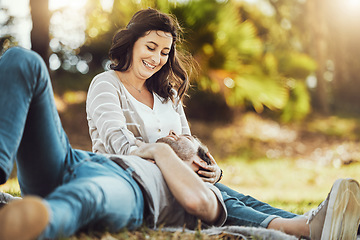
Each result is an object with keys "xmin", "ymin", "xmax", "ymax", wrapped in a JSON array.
[
  {"xmin": 1, "ymin": 47, "xmax": 50, "ymax": 92},
  {"xmin": 4, "ymin": 47, "xmax": 42, "ymax": 62},
  {"xmin": 2, "ymin": 47, "xmax": 47, "ymax": 75}
]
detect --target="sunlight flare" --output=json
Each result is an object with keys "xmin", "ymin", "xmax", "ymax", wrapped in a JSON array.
[
  {"xmin": 49, "ymin": 0, "xmax": 88, "ymax": 11},
  {"xmin": 340, "ymin": 0, "xmax": 360, "ymax": 14}
]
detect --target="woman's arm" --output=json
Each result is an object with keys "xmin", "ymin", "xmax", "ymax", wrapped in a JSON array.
[{"xmin": 86, "ymin": 73, "xmax": 139, "ymax": 155}]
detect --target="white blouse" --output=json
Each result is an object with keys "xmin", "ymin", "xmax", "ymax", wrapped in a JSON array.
[{"xmin": 122, "ymin": 86, "xmax": 183, "ymax": 143}]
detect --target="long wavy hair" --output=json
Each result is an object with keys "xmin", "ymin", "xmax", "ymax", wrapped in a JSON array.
[{"xmin": 109, "ymin": 8, "xmax": 192, "ymax": 103}]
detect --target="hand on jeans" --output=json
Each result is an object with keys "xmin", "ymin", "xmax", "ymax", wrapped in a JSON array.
[{"xmin": 197, "ymin": 152, "xmax": 222, "ymax": 184}]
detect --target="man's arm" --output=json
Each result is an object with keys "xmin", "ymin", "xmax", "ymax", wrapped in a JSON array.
[{"xmin": 132, "ymin": 142, "xmax": 222, "ymax": 224}]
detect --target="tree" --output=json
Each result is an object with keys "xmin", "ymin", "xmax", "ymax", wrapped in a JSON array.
[
  {"xmin": 0, "ymin": 7, "xmax": 16, "ymax": 54},
  {"xmin": 327, "ymin": 0, "xmax": 360, "ymax": 113},
  {"xmin": 303, "ymin": 0, "xmax": 330, "ymax": 114},
  {"xmin": 30, "ymin": 0, "xmax": 50, "ymax": 66},
  {"xmin": 268, "ymin": 0, "xmax": 360, "ymax": 114}
]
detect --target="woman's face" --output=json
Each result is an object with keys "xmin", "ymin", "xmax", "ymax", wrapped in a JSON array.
[{"xmin": 130, "ymin": 30, "xmax": 173, "ymax": 81}]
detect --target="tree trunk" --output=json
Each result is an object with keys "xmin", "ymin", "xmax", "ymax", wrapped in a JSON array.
[
  {"xmin": 330, "ymin": 1, "xmax": 360, "ymax": 112},
  {"xmin": 306, "ymin": 0, "xmax": 330, "ymax": 114},
  {"xmin": 30, "ymin": 0, "xmax": 50, "ymax": 66}
]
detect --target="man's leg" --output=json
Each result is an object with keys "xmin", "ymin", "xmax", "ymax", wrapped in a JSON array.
[
  {"xmin": 215, "ymin": 183, "xmax": 297, "ymax": 228},
  {"xmin": 0, "ymin": 47, "xmax": 72, "ymax": 196},
  {"xmin": 0, "ymin": 155, "xmax": 144, "ymax": 240}
]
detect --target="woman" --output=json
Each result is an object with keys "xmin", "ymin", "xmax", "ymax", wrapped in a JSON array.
[
  {"xmin": 87, "ymin": 9, "xmax": 190, "ymax": 153},
  {"xmin": 86, "ymin": 8, "xmax": 222, "ymax": 183}
]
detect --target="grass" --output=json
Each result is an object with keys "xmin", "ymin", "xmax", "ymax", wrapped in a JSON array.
[
  {"xmin": 219, "ymin": 157, "xmax": 360, "ymax": 214},
  {"xmin": 0, "ymin": 178, "xmax": 20, "ymax": 197}
]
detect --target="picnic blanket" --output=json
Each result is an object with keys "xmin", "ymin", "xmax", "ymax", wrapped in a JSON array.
[{"xmin": 161, "ymin": 226, "xmax": 298, "ymax": 240}]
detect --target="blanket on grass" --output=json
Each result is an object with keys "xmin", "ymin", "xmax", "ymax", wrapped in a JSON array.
[{"xmin": 161, "ymin": 226, "xmax": 298, "ymax": 240}]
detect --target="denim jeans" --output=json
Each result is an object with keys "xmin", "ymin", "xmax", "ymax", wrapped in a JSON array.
[
  {"xmin": 0, "ymin": 47, "xmax": 144, "ymax": 239},
  {"xmin": 215, "ymin": 183, "xmax": 298, "ymax": 228}
]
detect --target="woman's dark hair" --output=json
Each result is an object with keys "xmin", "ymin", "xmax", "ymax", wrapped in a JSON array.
[{"xmin": 109, "ymin": 8, "xmax": 192, "ymax": 103}]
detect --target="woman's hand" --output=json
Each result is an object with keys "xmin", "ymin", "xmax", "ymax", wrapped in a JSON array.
[{"xmin": 196, "ymin": 152, "xmax": 222, "ymax": 184}]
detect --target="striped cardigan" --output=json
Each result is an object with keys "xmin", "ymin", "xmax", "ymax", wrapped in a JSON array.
[{"xmin": 86, "ymin": 70, "xmax": 190, "ymax": 155}]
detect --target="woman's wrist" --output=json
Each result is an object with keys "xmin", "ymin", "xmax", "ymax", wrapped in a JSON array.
[{"xmin": 216, "ymin": 169, "xmax": 223, "ymax": 183}]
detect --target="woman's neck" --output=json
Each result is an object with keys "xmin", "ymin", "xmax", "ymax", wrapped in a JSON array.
[{"xmin": 115, "ymin": 71, "xmax": 146, "ymax": 93}]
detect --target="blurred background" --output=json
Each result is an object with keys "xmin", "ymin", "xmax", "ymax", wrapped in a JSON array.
[{"xmin": 1, "ymin": 0, "xmax": 360, "ymax": 210}]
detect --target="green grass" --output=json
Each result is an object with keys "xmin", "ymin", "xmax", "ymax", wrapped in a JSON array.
[
  {"xmin": 219, "ymin": 157, "xmax": 360, "ymax": 214},
  {"xmin": 0, "ymin": 178, "xmax": 20, "ymax": 197}
]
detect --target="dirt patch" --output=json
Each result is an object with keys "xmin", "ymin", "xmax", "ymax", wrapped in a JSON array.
[{"xmin": 190, "ymin": 113, "xmax": 360, "ymax": 166}]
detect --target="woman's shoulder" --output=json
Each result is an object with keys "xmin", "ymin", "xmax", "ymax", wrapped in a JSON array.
[
  {"xmin": 89, "ymin": 70, "xmax": 122, "ymax": 90},
  {"xmin": 92, "ymin": 70, "xmax": 118, "ymax": 83}
]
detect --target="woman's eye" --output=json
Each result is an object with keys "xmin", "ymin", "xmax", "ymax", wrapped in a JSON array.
[
  {"xmin": 146, "ymin": 46, "xmax": 155, "ymax": 51},
  {"xmin": 161, "ymin": 52, "xmax": 169, "ymax": 56}
]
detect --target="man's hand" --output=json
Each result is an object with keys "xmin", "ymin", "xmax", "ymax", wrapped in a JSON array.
[
  {"xmin": 131, "ymin": 140, "xmax": 171, "ymax": 163},
  {"xmin": 196, "ymin": 152, "xmax": 222, "ymax": 184}
]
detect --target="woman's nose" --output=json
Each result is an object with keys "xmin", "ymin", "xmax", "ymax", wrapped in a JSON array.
[{"xmin": 150, "ymin": 52, "xmax": 161, "ymax": 65}]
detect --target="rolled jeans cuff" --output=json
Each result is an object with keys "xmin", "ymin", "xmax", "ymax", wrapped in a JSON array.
[{"xmin": 260, "ymin": 215, "xmax": 278, "ymax": 228}]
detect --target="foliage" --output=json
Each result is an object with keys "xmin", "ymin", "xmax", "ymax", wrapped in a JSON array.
[
  {"xmin": 169, "ymin": 0, "xmax": 316, "ymax": 121},
  {"xmin": 47, "ymin": 0, "xmax": 317, "ymax": 122},
  {"xmin": 280, "ymin": 80, "xmax": 311, "ymax": 122},
  {"xmin": 3, "ymin": 0, "xmax": 360, "ymax": 121},
  {"xmin": 0, "ymin": 0, "xmax": 322, "ymax": 121}
]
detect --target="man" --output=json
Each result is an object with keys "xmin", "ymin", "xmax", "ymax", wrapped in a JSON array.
[
  {"xmin": 0, "ymin": 47, "xmax": 228, "ymax": 240},
  {"xmin": 0, "ymin": 47, "xmax": 359, "ymax": 240}
]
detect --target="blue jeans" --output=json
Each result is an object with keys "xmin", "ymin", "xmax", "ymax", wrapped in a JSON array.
[
  {"xmin": 0, "ymin": 47, "xmax": 144, "ymax": 238},
  {"xmin": 215, "ymin": 183, "xmax": 298, "ymax": 228}
]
